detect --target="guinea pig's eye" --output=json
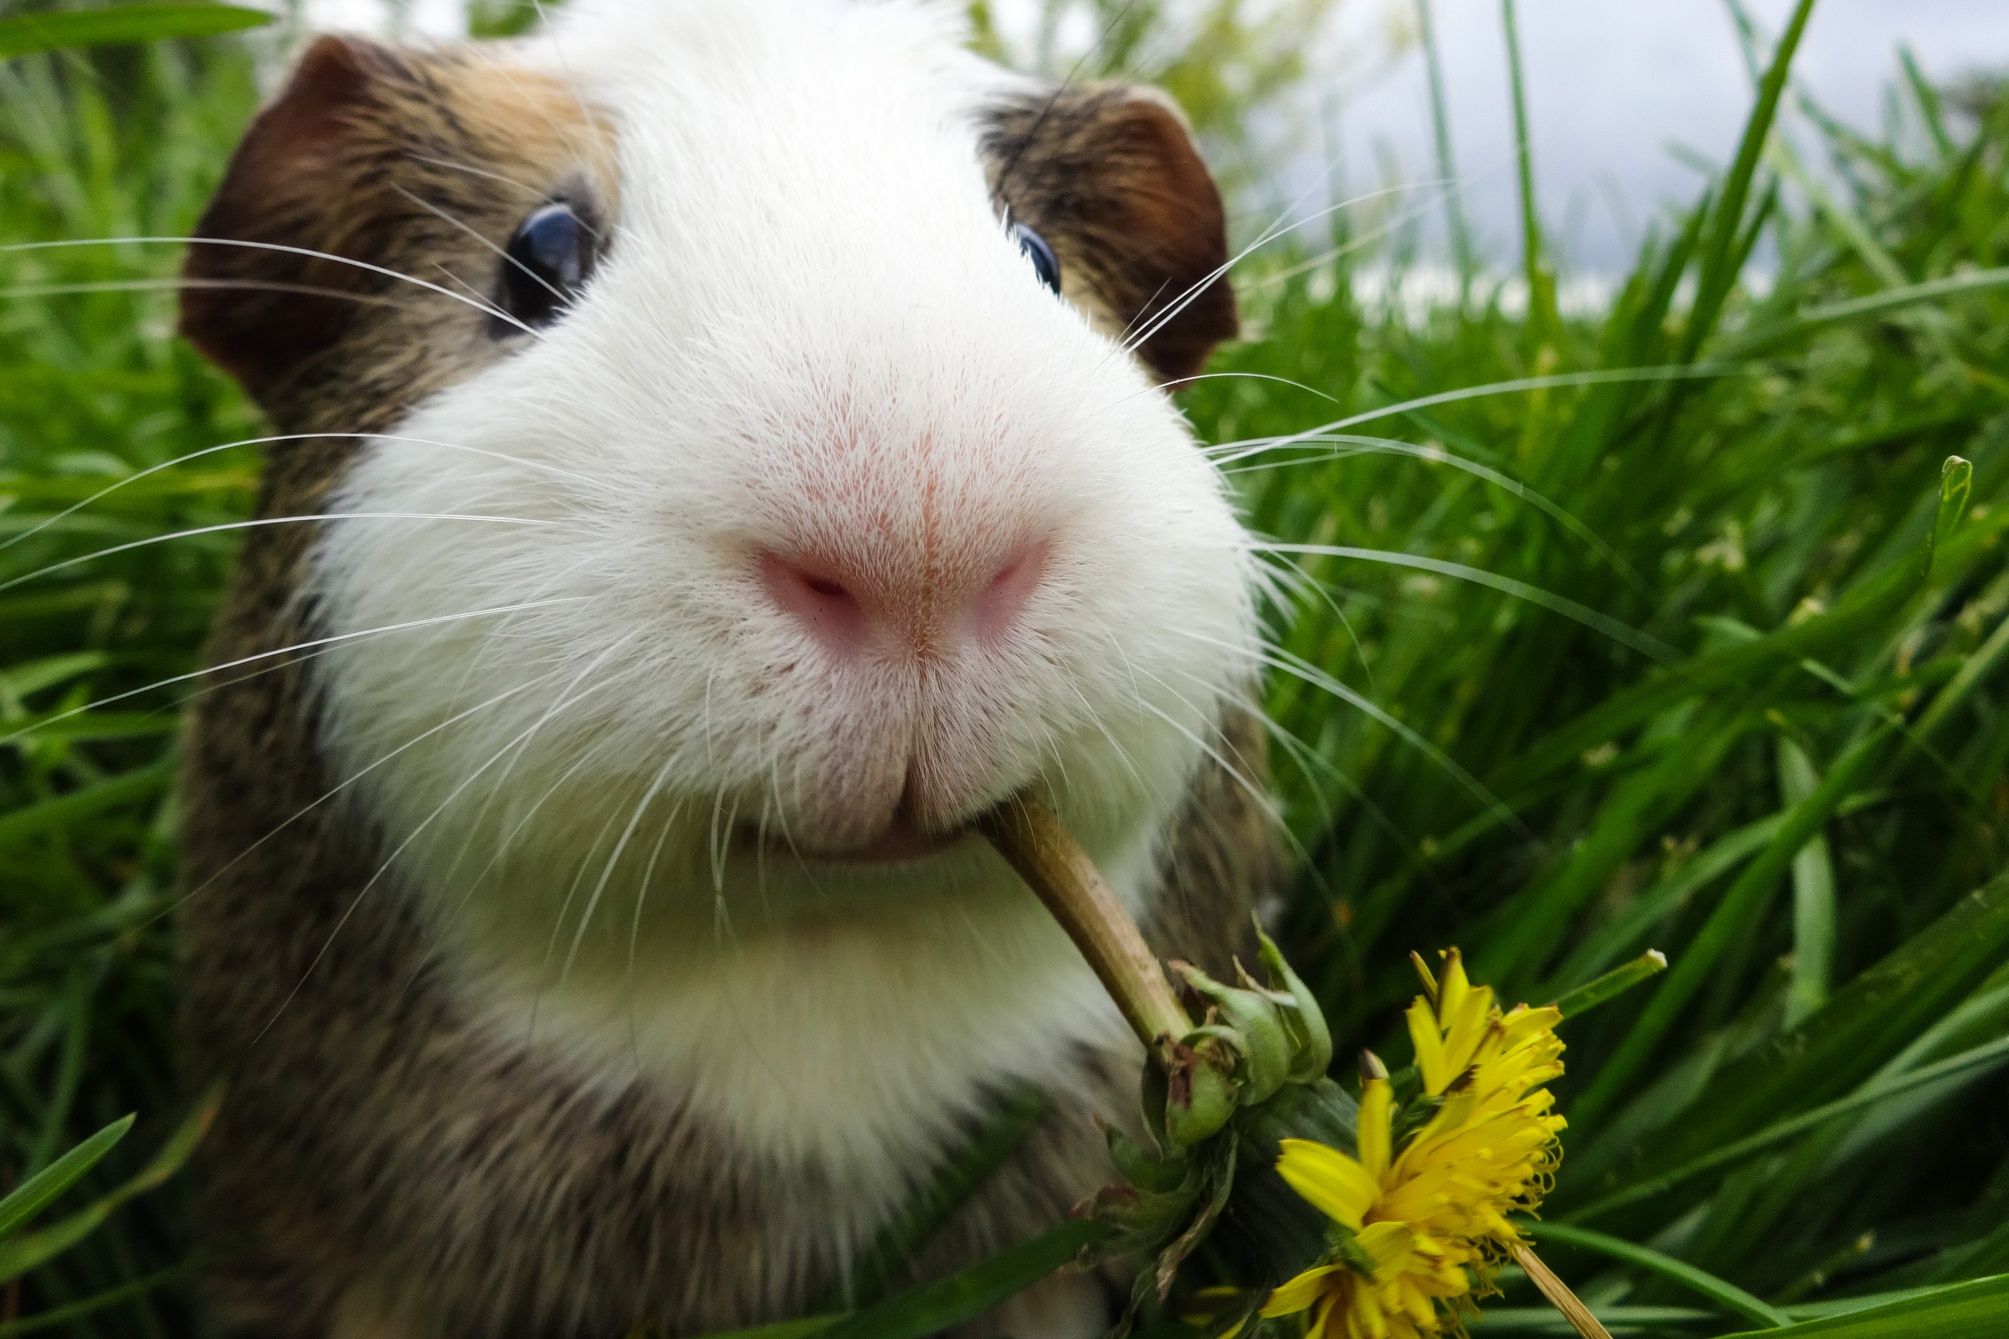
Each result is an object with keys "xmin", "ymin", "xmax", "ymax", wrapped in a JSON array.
[
  {"xmin": 1012, "ymin": 222, "xmax": 1061, "ymax": 294},
  {"xmin": 495, "ymin": 200, "xmax": 597, "ymax": 333}
]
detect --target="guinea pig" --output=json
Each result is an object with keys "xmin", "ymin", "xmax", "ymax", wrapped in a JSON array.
[{"xmin": 175, "ymin": 2, "xmax": 1279, "ymax": 1335}]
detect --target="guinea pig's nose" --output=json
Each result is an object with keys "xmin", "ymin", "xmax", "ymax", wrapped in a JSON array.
[
  {"xmin": 757, "ymin": 540, "xmax": 1048, "ymax": 656},
  {"xmin": 759, "ymin": 550, "xmax": 870, "ymax": 651}
]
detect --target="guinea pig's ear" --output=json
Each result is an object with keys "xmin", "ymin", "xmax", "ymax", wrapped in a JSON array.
[
  {"xmin": 180, "ymin": 35, "xmax": 402, "ymax": 401},
  {"xmin": 988, "ymin": 85, "xmax": 1236, "ymax": 383}
]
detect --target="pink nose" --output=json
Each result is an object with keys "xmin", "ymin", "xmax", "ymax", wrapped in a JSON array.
[{"xmin": 758, "ymin": 541, "xmax": 1048, "ymax": 655}]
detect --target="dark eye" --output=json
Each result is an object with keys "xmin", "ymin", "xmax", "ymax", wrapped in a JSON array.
[
  {"xmin": 495, "ymin": 200, "xmax": 597, "ymax": 333},
  {"xmin": 1012, "ymin": 222, "xmax": 1061, "ymax": 294}
]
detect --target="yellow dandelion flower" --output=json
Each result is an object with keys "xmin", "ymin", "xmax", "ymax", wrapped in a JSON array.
[{"xmin": 1259, "ymin": 951, "xmax": 1565, "ymax": 1338}]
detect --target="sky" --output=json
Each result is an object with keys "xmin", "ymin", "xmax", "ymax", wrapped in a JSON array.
[
  {"xmin": 305, "ymin": 0, "xmax": 2009, "ymax": 270},
  {"xmin": 1310, "ymin": 0, "xmax": 2009, "ymax": 266}
]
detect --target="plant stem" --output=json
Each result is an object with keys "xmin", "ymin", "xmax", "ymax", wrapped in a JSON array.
[
  {"xmin": 1552, "ymin": 950, "xmax": 1669, "ymax": 1019},
  {"xmin": 1511, "ymin": 1242, "xmax": 1615, "ymax": 1339},
  {"xmin": 978, "ymin": 797, "xmax": 1191, "ymax": 1054},
  {"xmin": 1500, "ymin": 0, "xmax": 1557, "ymax": 344},
  {"xmin": 1413, "ymin": 0, "xmax": 1475, "ymax": 302}
]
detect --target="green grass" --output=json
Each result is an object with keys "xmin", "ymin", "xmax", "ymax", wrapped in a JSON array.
[{"xmin": 4, "ymin": 3, "xmax": 2009, "ymax": 1336}]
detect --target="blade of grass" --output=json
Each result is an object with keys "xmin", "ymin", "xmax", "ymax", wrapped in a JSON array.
[
  {"xmin": 1778, "ymin": 738, "xmax": 1837, "ymax": 1026},
  {"xmin": 0, "ymin": 4, "xmax": 271, "ymax": 59},
  {"xmin": 1678, "ymin": 0, "xmax": 1819, "ymax": 361},
  {"xmin": 1569, "ymin": 1031, "xmax": 2009, "ymax": 1220},
  {"xmin": 814, "ymin": 1219, "xmax": 1115, "ymax": 1339},
  {"xmin": 1528, "ymin": 1222, "xmax": 1792, "ymax": 1328},
  {"xmin": 0, "ymin": 1117, "xmax": 132, "ymax": 1241},
  {"xmin": 1713, "ymin": 1274, "xmax": 2009, "ymax": 1337}
]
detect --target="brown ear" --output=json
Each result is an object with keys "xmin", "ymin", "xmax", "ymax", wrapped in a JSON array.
[
  {"xmin": 180, "ymin": 35, "xmax": 400, "ymax": 401},
  {"xmin": 988, "ymin": 86, "xmax": 1236, "ymax": 383}
]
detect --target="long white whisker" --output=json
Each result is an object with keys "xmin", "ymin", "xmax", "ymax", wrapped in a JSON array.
[
  {"xmin": 1119, "ymin": 661, "xmax": 1281, "ymax": 832},
  {"xmin": 430, "ymin": 635, "xmax": 641, "ymax": 907},
  {"xmin": 1174, "ymin": 626, "xmax": 1521, "ymax": 834},
  {"xmin": 0, "ymin": 596, "xmax": 588, "ymax": 748},
  {"xmin": 517, "ymin": 1, "xmax": 615, "ymax": 168},
  {"xmin": 543, "ymin": 804, "xmax": 630, "ymax": 975},
  {"xmin": 256, "ymin": 663, "xmax": 636, "ymax": 1041},
  {"xmin": 1249, "ymin": 541, "xmax": 1674, "ymax": 661},
  {"xmin": 4, "ymin": 236, "xmax": 537, "ymax": 335},
  {"xmin": 394, "ymin": 182, "xmax": 569, "ymax": 306},
  {"xmin": 625, "ymin": 794, "xmax": 686, "ymax": 1071},
  {"xmin": 3, "ymin": 432, "xmax": 605, "ymax": 557},
  {"xmin": 0, "ymin": 512, "xmax": 558, "ymax": 595},
  {"xmin": 173, "ymin": 667, "xmax": 565, "ymax": 935},
  {"xmin": 1221, "ymin": 433, "xmax": 1640, "ymax": 585},
  {"xmin": 1125, "ymin": 179, "xmax": 1451, "ymax": 359},
  {"xmin": 1126, "ymin": 369, "xmax": 1344, "ymax": 409},
  {"xmin": 1257, "ymin": 552, "xmax": 1376, "ymax": 695},
  {"xmin": 432, "ymin": 259, "xmax": 511, "ymax": 319},
  {"xmin": 560, "ymin": 761, "xmax": 676, "ymax": 986},
  {"xmin": 0, "ymin": 277, "xmax": 407, "ymax": 306},
  {"xmin": 1208, "ymin": 366, "xmax": 1745, "ymax": 459},
  {"xmin": 708, "ymin": 790, "xmax": 735, "ymax": 897}
]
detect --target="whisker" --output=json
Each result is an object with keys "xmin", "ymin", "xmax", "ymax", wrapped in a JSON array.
[
  {"xmin": 1221, "ymin": 432, "xmax": 1641, "ymax": 586},
  {"xmin": 428, "ymin": 635, "xmax": 642, "ymax": 914},
  {"xmin": 1151, "ymin": 658, "xmax": 1369, "ymax": 864},
  {"xmin": 1118, "ymin": 660, "xmax": 1282, "ymax": 832},
  {"xmin": 0, "ymin": 596, "xmax": 588, "ymax": 749},
  {"xmin": 1125, "ymin": 173, "xmax": 1402, "ymax": 352},
  {"xmin": 1129, "ymin": 369, "xmax": 1343, "ymax": 408},
  {"xmin": 257, "ymin": 662, "xmax": 637, "ymax": 1042},
  {"xmin": 3, "ymin": 236, "xmax": 537, "ymax": 336},
  {"xmin": 0, "ymin": 277, "xmax": 406, "ymax": 307},
  {"xmin": 1256, "ymin": 551, "xmax": 1377, "ymax": 695},
  {"xmin": 708, "ymin": 790, "xmax": 735, "ymax": 896},
  {"xmin": 1227, "ymin": 682, "xmax": 1445, "ymax": 905},
  {"xmin": 1231, "ymin": 164, "xmax": 1513, "ymax": 299},
  {"xmin": 3, "ymin": 431, "xmax": 607, "ymax": 558},
  {"xmin": 169, "ymin": 666, "xmax": 566, "ymax": 947},
  {"xmin": 560, "ymin": 761, "xmax": 675, "ymax": 987},
  {"xmin": 431, "ymin": 259, "xmax": 509, "ymax": 318},
  {"xmin": 402, "ymin": 152, "xmax": 600, "ymax": 238},
  {"xmin": 525, "ymin": 0, "xmax": 616, "ymax": 170},
  {"xmin": 543, "ymin": 803, "xmax": 630, "ymax": 973},
  {"xmin": 1206, "ymin": 365, "xmax": 1746, "ymax": 458},
  {"xmin": 0, "ymin": 511, "xmax": 559, "ymax": 595},
  {"xmin": 1064, "ymin": 643, "xmax": 1148, "ymax": 797},
  {"xmin": 626, "ymin": 794, "xmax": 686, "ymax": 1070},
  {"xmin": 1173, "ymin": 626, "xmax": 1521, "ymax": 835},
  {"xmin": 1249, "ymin": 540, "xmax": 1675, "ymax": 660},
  {"xmin": 395, "ymin": 182, "xmax": 569, "ymax": 306},
  {"xmin": 1124, "ymin": 179, "xmax": 1451, "ymax": 360}
]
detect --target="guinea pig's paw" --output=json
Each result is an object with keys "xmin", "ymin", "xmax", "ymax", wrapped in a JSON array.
[{"xmin": 952, "ymin": 1269, "xmax": 1114, "ymax": 1339}]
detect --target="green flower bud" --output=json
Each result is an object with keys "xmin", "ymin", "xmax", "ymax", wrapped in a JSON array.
[
  {"xmin": 1257, "ymin": 924, "xmax": 1333, "ymax": 1083},
  {"xmin": 1163, "ymin": 1037, "xmax": 1239, "ymax": 1146},
  {"xmin": 1176, "ymin": 961, "xmax": 1296, "ymax": 1105}
]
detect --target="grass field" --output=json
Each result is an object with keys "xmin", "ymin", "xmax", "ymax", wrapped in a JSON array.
[{"xmin": 3, "ymin": 1, "xmax": 2008, "ymax": 1335}]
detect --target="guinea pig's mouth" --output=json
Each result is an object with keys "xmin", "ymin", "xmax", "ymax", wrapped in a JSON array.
[{"xmin": 735, "ymin": 807, "xmax": 978, "ymax": 866}]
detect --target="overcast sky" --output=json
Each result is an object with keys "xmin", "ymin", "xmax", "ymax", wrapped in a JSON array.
[{"xmin": 1309, "ymin": 0, "xmax": 2009, "ymax": 266}]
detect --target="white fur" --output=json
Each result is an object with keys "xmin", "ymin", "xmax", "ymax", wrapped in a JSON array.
[{"xmin": 308, "ymin": 0, "xmax": 1258, "ymax": 1202}]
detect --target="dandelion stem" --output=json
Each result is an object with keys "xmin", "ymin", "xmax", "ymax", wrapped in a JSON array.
[
  {"xmin": 1511, "ymin": 1242, "xmax": 1615, "ymax": 1339},
  {"xmin": 978, "ymin": 797, "xmax": 1191, "ymax": 1055}
]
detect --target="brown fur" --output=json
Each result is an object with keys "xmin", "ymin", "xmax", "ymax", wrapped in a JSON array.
[
  {"xmin": 178, "ymin": 35, "xmax": 1276, "ymax": 1339},
  {"xmin": 984, "ymin": 85, "xmax": 1239, "ymax": 385}
]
